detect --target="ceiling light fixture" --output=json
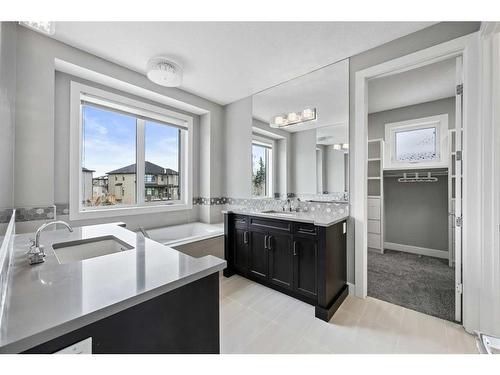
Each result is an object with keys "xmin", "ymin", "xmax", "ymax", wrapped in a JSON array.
[
  {"xmin": 270, "ymin": 108, "xmax": 316, "ymax": 128},
  {"xmin": 19, "ymin": 21, "xmax": 55, "ymax": 35},
  {"xmin": 146, "ymin": 57, "xmax": 183, "ymax": 87}
]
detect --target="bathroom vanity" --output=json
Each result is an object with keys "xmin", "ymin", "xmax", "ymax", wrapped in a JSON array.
[
  {"xmin": 0, "ymin": 223, "xmax": 226, "ymax": 354},
  {"xmin": 223, "ymin": 210, "xmax": 348, "ymax": 321}
]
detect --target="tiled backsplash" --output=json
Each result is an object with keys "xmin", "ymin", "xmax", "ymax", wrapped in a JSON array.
[{"xmin": 2, "ymin": 193, "xmax": 349, "ymax": 223}]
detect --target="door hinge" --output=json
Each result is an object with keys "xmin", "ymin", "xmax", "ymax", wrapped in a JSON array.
[
  {"xmin": 456, "ymin": 283, "xmax": 463, "ymax": 294},
  {"xmin": 456, "ymin": 150, "xmax": 463, "ymax": 161},
  {"xmin": 456, "ymin": 216, "xmax": 463, "ymax": 227},
  {"xmin": 456, "ymin": 84, "xmax": 463, "ymax": 95}
]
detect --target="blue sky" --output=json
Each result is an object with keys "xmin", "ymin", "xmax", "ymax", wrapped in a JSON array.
[{"xmin": 82, "ymin": 105, "xmax": 179, "ymax": 177}]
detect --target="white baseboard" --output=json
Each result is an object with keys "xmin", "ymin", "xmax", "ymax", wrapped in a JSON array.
[
  {"xmin": 384, "ymin": 242, "xmax": 448, "ymax": 259},
  {"xmin": 347, "ymin": 282, "xmax": 355, "ymax": 295}
]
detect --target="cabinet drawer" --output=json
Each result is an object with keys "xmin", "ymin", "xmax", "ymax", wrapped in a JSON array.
[
  {"xmin": 293, "ymin": 222, "xmax": 317, "ymax": 236},
  {"xmin": 367, "ymin": 205, "xmax": 381, "ymax": 220},
  {"xmin": 367, "ymin": 233, "xmax": 382, "ymax": 249},
  {"xmin": 367, "ymin": 219, "xmax": 381, "ymax": 234},
  {"xmin": 368, "ymin": 198, "xmax": 381, "ymax": 208},
  {"xmin": 250, "ymin": 217, "xmax": 291, "ymax": 232},
  {"xmin": 233, "ymin": 215, "xmax": 248, "ymax": 229}
]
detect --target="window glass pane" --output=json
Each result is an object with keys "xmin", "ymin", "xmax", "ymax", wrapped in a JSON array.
[
  {"xmin": 82, "ymin": 105, "xmax": 136, "ymax": 208},
  {"xmin": 144, "ymin": 121, "xmax": 180, "ymax": 202},
  {"xmin": 395, "ymin": 127, "xmax": 436, "ymax": 162},
  {"xmin": 252, "ymin": 143, "xmax": 269, "ymax": 197}
]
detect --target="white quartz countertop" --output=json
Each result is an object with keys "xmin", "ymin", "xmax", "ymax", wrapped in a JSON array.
[
  {"xmin": 222, "ymin": 209, "xmax": 349, "ymax": 227},
  {"xmin": 0, "ymin": 223, "xmax": 226, "ymax": 353}
]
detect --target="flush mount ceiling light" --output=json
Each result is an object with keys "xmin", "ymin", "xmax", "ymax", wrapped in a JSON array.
[
  {"xmin": 146, "ymin": 57, "xmax": 183, "ymax": 87},
  {"xmin": 19, "ymin": 21, "xmax": 55, "ymax": 35},
  {"xmin": 270, "ymin": 108, "xmax": 317, "ymax": 128}
]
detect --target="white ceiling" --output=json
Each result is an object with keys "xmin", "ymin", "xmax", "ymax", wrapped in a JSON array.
[
  {"xmin": 50, "ymin": 22, "xmax": 435, "ymax": 105},
  {"xmin": 252, "ymin": 59, "xmax": 348, "ymax": 134},
  {"xmin": 368, "ymin": 57, "xmax": 456, "ymax": 114}
]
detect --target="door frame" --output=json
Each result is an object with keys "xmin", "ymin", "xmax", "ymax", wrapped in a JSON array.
[{"xmin": 353, "ymin": 33, "xmax": 481, "ymax": 332}]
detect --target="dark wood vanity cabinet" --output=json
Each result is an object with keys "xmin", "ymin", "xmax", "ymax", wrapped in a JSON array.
[{"xmin": 224, "ymin": 213, "xmax": 348, "ymax": 321}]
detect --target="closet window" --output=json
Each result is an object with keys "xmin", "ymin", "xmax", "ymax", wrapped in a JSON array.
[{"xmin": 384, "ymin": 114, "xmax": 448, "ymax": 170}]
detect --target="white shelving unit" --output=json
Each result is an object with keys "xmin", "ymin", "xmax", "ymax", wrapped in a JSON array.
[
  {"xmin": 448, "ymin": 129, "xmax": 457, "ymax": 267},
  {"xmin": 367, "ymin": 139, "xmax": 384, "ymax": 253}
]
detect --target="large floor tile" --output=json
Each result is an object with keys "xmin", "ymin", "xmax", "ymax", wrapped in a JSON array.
[{"xmin": 239, "ymin": 322, "xmax": 299, "ymax": 354}]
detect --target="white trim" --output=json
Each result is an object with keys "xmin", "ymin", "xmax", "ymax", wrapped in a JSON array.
[
  {"xmin": 353, "ymin": 33, "xmax": 481, "ymax": 333},
  {"xmin": 383, "ymin": 114, "xmax": 449, "ymax": 170},
  {"xmin": 347, "ymin": 282, "xmax": 355, "ymax": 295},
  {"xmin": 70, "ymin": 82, "xmax": 193, "ymax": 221},
  {"xmin": 55, "ymin": 59, "xmax": 209, "ymax": 115},
  {"xmin": 384, "ymin": 242, "xmax": 448, "ymax": 259}
]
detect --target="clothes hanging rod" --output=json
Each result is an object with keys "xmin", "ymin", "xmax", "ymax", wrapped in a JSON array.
[{"xmin": 396, "ymin": 172, "xmax": 438, "ymax": 183}]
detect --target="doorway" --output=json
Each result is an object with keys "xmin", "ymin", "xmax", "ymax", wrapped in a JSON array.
[{"xmin": 352, "ymin": 33, "xmax": 481, "ymax": 330}]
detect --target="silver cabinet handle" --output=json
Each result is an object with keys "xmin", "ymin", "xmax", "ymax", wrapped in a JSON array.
[
  {"xmin": 268, "ymin": 235, "xmax": 272, "ymax": 250},
  {"xmin": 293, "ymin": 241, "xmax": 298, "ymax": 256},
  {"xmin": 264, "ymin": 235, "xmax": 268, "ymax": 249},
  {"xmin": 243, "ymin": 231, "xmax": 248, "ymax": 244}
]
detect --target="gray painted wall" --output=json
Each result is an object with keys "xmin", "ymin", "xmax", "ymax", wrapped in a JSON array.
[
  {"xmin": 12, "ymin": 24, "xmax": 224, "ymax": 232},
  {"xmin": 384, "ymin": 176, "xmax": 448, "ymax": 251},
  {"xmin": 291, "ymin": 129, "xmax": 317, "ymax": 194},
  {"xmin": 0, "ymin": 22, "xmax": 16, "ymax": 209},
  {"xmin": 347, "ymin": 21, "xmax": 480, "ymax": 283},
  {"xmin": 368, "ymin": 98, "xmax": 455, "ymax": 252},
  {"xmin": 224, "ymin": 97, "xmax": 253, "ymax": 198}
]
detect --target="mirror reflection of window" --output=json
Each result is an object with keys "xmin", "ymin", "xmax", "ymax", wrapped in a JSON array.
[{"xmin": 252, "ymin": 142, "xmax": 273, "ymax": 197}]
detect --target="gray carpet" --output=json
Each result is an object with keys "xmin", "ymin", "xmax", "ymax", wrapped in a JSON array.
[{"xmin": 368, "ymin": 249, "xmax": 455, "ymax": 322}]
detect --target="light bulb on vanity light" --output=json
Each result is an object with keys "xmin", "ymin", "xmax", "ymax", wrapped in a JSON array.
[
  {"xmin": 274, "ymin": 116, "xmax": 285, "ymax": 126},
  {"xmin": 333, "ymin": 144, "xmax": 342, "ymax": 150},
  {"xmin": 287, "ymin": 112, "xmax": 299, "ymax": 122},
  {"xmin": 302, "ymin": 108, "xmax": 315, "ymax": 120},
  {"xmin": 342, "ymin": 143, "xmax": 349, "ymax": 150}
]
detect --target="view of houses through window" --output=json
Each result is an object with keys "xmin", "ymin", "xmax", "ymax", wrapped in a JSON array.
[
  {"xmin": 81, "ymin": 103, "xmax": 181, "ymax": 208},
  {"xmin": 395, "ymin": 126, "xmax": 437, "ymax": 162}
]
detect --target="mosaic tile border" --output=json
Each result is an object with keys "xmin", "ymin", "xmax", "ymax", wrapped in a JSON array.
[
  {"xmin": 0, "ymin": 208, "xmax": 14, "ymax": 224},
  {"xmin": 8, "ymin": 193, "xmax": 349, "ymax": 222},
  {"xmin": 15, "ymin": 206, "xmax": 56, "ymax": 222}
]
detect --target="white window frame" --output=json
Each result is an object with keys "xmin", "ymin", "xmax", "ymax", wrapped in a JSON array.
[
  {"xmin": 383, "ymin": 114, "xmax": 449, "ymax": 170},
  {"xmin": 251, "ymin": 135, "xmax": 274, "ymax": 198},
  {"xmin": 69, "ymin": 82, "xmax": 193, "ymax": 220}
]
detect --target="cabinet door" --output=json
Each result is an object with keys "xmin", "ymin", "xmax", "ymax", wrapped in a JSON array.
[
  {"xmin": 233, "ymin": 228, "xmax": 249, "ymax": 273},
  {"xmin": 293, "ymin": 236, "xmax": 318, "ymax": 299},
  {"xmin": 268, "ymin": 233, "xmax": 293, "ymax": 289},
  {"xmin": 249, "ymin": 230, "xmax": 269, "ymax": 280}
]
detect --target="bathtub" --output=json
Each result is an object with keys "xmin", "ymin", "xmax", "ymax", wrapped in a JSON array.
[{"xmin": 143, "ymin": 222, "xmax": 224, "ymax": 259}]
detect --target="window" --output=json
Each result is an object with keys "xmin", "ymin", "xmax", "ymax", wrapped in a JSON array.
[
  {"xmin": 70, "ymin": 82, "xmax": 193, "ymax": 220},
  {"xmin": 384, "ymin": 114, "xmax": 448, "ymax": 170},
  {"xmin": 252, "ymin": 140, "xmax": 273, "ymax": 197}
]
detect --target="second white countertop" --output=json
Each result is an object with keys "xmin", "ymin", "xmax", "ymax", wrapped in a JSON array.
[{"xmin": 0, "ymin": 223, "xmax": 226, "ymax": 353}]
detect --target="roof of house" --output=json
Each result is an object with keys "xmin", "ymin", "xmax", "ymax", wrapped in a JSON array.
[
  {"xmin": 82, "ymin": 167, "xmax": 95, "ymax": 173},
  {"xmin": 107, "ymin": 161, "xmax": 178, "ymax": 175}
]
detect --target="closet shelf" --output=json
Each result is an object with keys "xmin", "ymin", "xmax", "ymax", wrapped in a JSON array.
[
  {"xmin": 368, "ymin": 158, "xmax": 381, "ymax": 162},
  {"xmin": 367, "ymin": 177, "xmax": 381, "ymax": 180}
]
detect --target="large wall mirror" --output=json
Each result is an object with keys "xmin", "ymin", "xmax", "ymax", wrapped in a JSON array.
[{"xmin": 252, "ymin": 59, "xmax": 349, "ymax": 202}]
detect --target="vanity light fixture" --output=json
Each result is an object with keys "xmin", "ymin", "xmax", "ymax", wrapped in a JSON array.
[
  {"xmin": 332, "ymin": 143, "xmax": 349, "ymax": 151},
  {"xmin": 146, "ymin": 57, "xmax": 183, "ymax": 87},
  {"xmin": 270, "ymin": 108, "xmax": 316, "ymax": 128},
  {"xmin": 333, "ymin": 144, "xmax": 342, "ymax": 150},
  {"xmin": 342, "ymin": 143, "xmax": 349, "ymax": 150},
  {"xmin": 19, "ymin": 21, "xmax": 55, "ymax": 35}
]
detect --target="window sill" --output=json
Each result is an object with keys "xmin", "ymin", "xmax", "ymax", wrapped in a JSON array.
[{"xmin": 69, "ymin": 201, "xmax": 193, "ymax": 221}]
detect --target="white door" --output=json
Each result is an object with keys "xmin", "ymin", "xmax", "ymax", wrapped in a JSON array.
[{"xmin": 454, "ymin": 56, "xmax": 464, "ymax": 322}]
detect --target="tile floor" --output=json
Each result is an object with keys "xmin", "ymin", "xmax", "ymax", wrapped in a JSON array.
[{"xmin": 219, "ymin": 274, "xmax": 478, "ymax": 354}]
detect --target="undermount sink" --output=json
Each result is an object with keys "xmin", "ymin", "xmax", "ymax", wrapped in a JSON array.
[
  {"xmin": 52, "ymin": 236, "xmax": 134, "ymax": 264},
  {"xmin": 261, "ymin": 210, "xmax": 296, "ymax": 216}
]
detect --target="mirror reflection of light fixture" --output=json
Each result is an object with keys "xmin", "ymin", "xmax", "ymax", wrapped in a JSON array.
[
  {"xmin": 332, "ymin": 143, "xmax": 349, "ymax": 151},
  {"xmin": 270, "ymin": 108, "xmax": 316, "ymax": 128}
]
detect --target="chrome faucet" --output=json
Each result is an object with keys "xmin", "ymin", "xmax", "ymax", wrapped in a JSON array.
[
  {"xmin": 282, "ymin": 198, "xmax": 291, "ymax": 212},
  {"xmin": 27, "ymin": 221, "xmax": 73, "ymax": 265}
]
